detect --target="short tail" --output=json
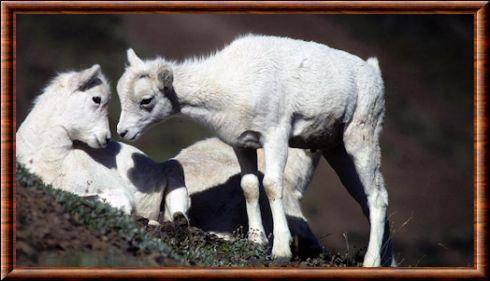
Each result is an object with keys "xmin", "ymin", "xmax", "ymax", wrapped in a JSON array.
[{"xmin": 366, "ymin": 57, "xmax": 381, "ymax": 76}]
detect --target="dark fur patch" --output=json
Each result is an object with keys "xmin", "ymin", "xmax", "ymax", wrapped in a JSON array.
[
  {"xmin": 163, "ymin": 87, "xmax": 181, "ymax": 114},
  {"xmin": 79, "ymin": 77, "xmax": 102, "ymax": 92}
]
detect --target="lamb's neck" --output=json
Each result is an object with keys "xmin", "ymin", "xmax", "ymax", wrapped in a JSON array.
[
  {"xmin": 17, "ymin": 108, "xmax": 72, "ymax": 183},
  {"xmin": 172, "ymin": 61, "xmax": 229, "ymax": 128}
]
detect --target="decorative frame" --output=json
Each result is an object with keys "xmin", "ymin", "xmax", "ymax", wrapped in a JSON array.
[{"xmin": 1, "ymin": 1, "xmax": 487, "ymax": 279}]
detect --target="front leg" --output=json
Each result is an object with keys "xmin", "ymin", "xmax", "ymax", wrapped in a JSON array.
[
  {"xmin": 163, "ymin": 160, "xmax": 190, "ymax": 225},
  {"xmin": 234, "ymin": 147, "xmax": 268, "ymax": 245},
  {"xmin": 164, "ymin": 186, "xmax": 190, "ymax": 226},
  {"xmin": 262, "ymin": 131, "xmax": 292, "ymax": 261}
]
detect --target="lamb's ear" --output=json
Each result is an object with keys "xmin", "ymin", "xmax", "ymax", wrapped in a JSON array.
[
  {"xmin": 79, "ymin": 64, "xmax": 101, "ymax": 82},
  {"xmin": 157, "ymin": 64, "xmax": 173, "ymax": 93},
  {"xmin": 75, "ymin": 64, "xmax": 102, "ymax": 91},
  {"xmin": 127, "ymin": 48, "xmax": 144, "ymax": 66}
]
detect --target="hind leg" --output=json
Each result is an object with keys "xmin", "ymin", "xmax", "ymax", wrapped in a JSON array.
[
  {"xmin": 324, "ymin": 130, "xmax": 394, "ymax": 266},
  {"xmin": 234, "ymin": 147, "xmax": 268, "ymax": 245}
]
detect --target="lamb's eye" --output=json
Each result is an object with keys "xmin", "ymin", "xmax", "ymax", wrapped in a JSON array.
[
  {"xmin": 139, "ymin": 74, "xmax": 149, "ymax": 79},
  {"xmin": 140, "ymin": 97, "xmax": 153, "ymax": 106},
  {"xmin": 92, "ymin": 96, "xmax": 101, "ymax": 104}
]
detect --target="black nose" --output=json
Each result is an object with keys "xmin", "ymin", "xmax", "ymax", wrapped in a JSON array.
[{"xmin": 119, "ymin": 130, "xmax": 128, "ymax": 138}]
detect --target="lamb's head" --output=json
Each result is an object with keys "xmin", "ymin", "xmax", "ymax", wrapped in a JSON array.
[
  {"xmin": 116, "ymin": 49, "xmax": 175, "ymax": 141},
  {"xmin": 47, "ymin": 64, "xmax": 111, "ymax": 148}
]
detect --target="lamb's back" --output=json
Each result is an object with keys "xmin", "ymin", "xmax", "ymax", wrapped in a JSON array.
[{"xmin": 213, "ymin": 35, "xmax": 366, "ymax": 120}]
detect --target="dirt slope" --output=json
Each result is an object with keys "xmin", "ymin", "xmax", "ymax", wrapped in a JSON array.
[{"xmin": 16, "ymin": 164, "xmax": 362, "ymax": 267}]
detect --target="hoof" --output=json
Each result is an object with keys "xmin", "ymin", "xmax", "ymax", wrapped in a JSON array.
[
  {"xmin": 172, "ymin": 212, "xmax": 189, "ymax": 227},
  {"xmin": 270, "ymin": 255, "xmax": 291, "ymax": 265},
  {"xmin": 248, "ymin": 228, "xmax": 268, "ymax": 246},
  {"xmin": 271, "ymin": 232, "xmax": 292, "ymax": 260},
  {"xmin": 271, "ymin": 240, "xmax": 292, "ymax": 262}
]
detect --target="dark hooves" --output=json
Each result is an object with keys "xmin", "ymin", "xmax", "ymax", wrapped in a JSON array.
[{"xmin": 172, "ymin": 212, "xmax": 189, "ymax": 227}]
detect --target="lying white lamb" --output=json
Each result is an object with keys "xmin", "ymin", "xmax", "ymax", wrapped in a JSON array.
[
  {"xmin": 16, "ymin": 65, "xmax": 324, "ymax": 257},
  {"xmin": 116, "ymin": 34, "xmax": 395, "ymax": 266}
]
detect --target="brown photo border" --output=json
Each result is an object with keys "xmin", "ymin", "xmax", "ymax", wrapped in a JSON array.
[{"xmin": 1, "ymin": 1, "xmax": 488, "ymax": 279}]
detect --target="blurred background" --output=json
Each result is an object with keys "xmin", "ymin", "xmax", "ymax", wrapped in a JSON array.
[{"xmin": 16, "ymin": 14, "xmax": 473, "ymax": 266}]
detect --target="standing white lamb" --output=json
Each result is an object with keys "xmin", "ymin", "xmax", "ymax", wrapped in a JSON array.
[
  {"xmin": 116, "ymin": 34, "xmax": 394, "ymax": 266},
  {"xmin": 16, "ymin": 65, "xmax": 324, "ymax": 257}
]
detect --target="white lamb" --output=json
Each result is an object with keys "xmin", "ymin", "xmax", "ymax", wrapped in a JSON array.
[
  {"xmin": 116, "ymin": 34, "xmax": 395, "ymax": 266},
  {"xmin": 16, "ymin": 65, "xmax": 324, "ymax": 257},
  {"xmin": 16, "ymin": 65, "xmax": 189, "ymax": 222}
]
